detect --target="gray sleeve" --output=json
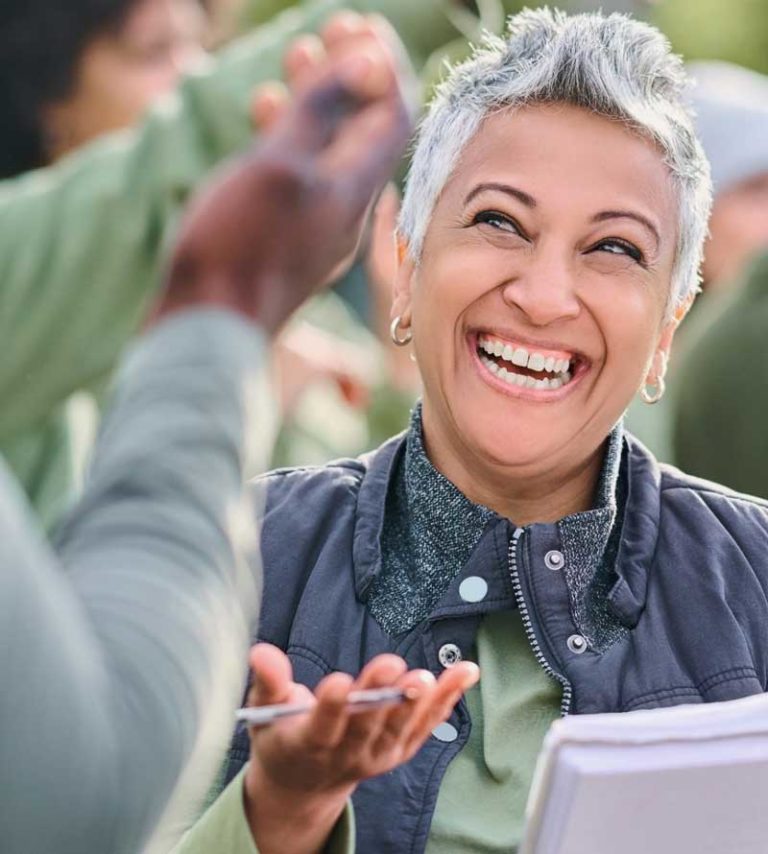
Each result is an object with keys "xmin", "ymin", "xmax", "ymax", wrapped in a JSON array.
[{"xmin": 0, "ymin": 308, "xmax": 272, "ymax": 854}]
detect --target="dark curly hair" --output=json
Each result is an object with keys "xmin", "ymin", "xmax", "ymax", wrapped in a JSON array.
[{"xmin": 0, "ymin": 0, "xmax": 146, "ymax": 179}]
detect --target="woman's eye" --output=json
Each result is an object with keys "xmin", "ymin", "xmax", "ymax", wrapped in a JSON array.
[
  {"xmin": 592, "ymin": 239, "xmax": 644, "ymax": 264},
  {"xmin": 472, "ymin": 210, "xmax": 522, "ymax": 234}
]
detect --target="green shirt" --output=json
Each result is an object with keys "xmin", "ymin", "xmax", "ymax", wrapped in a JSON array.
[
  {"xmin": 172, "ymin": 767, "xmax": 355, "ymax": 854},
  {"xmin": 427, "ymin": 611, "xmax": 562, "ymax": 854}
]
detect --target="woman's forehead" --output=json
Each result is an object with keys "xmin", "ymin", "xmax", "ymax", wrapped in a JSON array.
[{"xmin": 441, "ymin": 103, "xmax": 677, "ymax": 224}]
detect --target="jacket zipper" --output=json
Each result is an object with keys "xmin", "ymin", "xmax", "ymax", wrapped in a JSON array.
[{"xmin": 508, "ymin": 526, "xmax": 573, "ymax": 717}]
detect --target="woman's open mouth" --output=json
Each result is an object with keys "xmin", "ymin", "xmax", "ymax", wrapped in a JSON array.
[{"xmin": 473, "ymin": 333, "xmax": 585, "ymax": 395}]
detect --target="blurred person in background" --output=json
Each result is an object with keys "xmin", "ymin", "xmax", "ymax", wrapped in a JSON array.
[
  {"xmin": 0, "ymin": 0, "xmax": 477, "ymax": 532},
  {"xmin": 0, "ymin": 0, "xmax": 207, "ymax": 177},
  {"xmin": 686, "ymin": 62, "xmax": 768, "ymax": 293},
  {"xmin": 625, "ymin": 60, "xmax": 768, "ymax": 462},
  {"xmin": 0, "ymin": 16, "xmax": 424, "ymax": 853},
  {"xmin": 672, "ymin": 252, "xmax": 768, "ymax": 497},
  {"xmin": 669, "ymin": 63, "xmax": 768, "ymax": 496}
]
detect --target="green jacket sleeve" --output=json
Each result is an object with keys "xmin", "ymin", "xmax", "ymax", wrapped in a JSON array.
[
  {"xmin": 172, "ymin": 766, "xmax": 355, "ymax": 854},
  {"xmin": 0, "ymin": 10, "xmax": 323, "ymax": 445}
]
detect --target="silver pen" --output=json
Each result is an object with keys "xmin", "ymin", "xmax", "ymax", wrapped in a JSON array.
[{"xmin": 235, "ymin": 686, "xmax": 414, "ymax": 728}]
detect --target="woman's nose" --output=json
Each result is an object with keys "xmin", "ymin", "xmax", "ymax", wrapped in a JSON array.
[{"xmin": 500, "ymin": 251, "xmax": 581, "ymax": 326}]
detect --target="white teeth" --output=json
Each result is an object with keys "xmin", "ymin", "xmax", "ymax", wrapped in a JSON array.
[
  {"xmin": 481, "ymin": 356, "xmax": 573, "ymax": 391},
  {"xmin": 510, "ymin": 347, "xmax": 527, "ymax": 367},
  {"xmin": 478, "ymin": 338, "xmax": 574, "ymax": 374},
  {"xmin": 479, "ymin": 337, "xmax": 577, "ymax": 390}
]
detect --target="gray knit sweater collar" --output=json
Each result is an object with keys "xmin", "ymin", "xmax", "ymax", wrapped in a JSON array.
[{"xmin": 368, "ymin": 405, "xmax": 625, "ymax": 645}]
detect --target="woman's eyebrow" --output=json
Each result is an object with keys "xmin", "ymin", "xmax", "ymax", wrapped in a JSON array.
[
  {"xmin": 463, "ymin": 182, "xmax": 537, "ymax": 208},
  {"xmin": 592, "ymin": 210, "xmax": 661, "ymax": 249}
]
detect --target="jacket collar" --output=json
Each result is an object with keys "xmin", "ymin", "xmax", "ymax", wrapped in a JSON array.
[{"xmin": 352, "ymin": 416, "xmax": 660, "ymax": 629}]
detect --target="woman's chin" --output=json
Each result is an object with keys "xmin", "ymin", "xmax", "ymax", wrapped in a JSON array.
[{"xmin": 452, "ymin": 413, "xmax": 567, "ymax": 472}]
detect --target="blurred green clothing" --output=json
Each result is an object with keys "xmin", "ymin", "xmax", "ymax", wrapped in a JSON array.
[
  {"xmin": 426, "ymin": 611, "xmax": 561, "ymax": 854},
  {"xmin": 240, "ymin": 0, "xmax": 474, "ymax": 67},
  {"xmin": 673, "ymin": 253, "xmax": 768, "ymax": 498},
  {"xmin": 1, "ymin": 0, "xmax": 454, "ymax": 529}
]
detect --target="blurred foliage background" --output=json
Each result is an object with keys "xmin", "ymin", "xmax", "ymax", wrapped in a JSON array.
[{"xmin": 652, "ymin": 0, "xmax": 768, "ymax": 74}]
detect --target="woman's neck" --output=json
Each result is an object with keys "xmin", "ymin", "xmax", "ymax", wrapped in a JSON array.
[{"xmin": 419, "ymin": 407, "xmax": 606, "ymax": 526}]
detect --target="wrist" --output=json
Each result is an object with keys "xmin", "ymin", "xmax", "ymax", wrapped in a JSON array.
[
  {"xmin": 243, "ymin": 760, "xmax": 353, "ymax": 854},
  {"xmin": 153, "ymin": 258, "xmax": 292, "ymax": 337}
]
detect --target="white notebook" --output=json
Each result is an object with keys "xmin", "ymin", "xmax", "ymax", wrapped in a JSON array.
[{"xmin": 520, "ymin": 692, "xmax": 768, "ymax": 854}]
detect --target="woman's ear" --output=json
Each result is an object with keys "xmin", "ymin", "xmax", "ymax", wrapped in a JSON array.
[
  {"xmin": 655, "ymin": 294, "xmax": 694, "ymax": 368},
  {"xmin": 391, "ymin": 235, "xmax": 415, "ymax": 325}
]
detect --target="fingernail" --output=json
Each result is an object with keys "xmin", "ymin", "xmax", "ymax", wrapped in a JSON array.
[{"xmin": 329, "ymin": 11, "xmax": 365, "ymax": 34}]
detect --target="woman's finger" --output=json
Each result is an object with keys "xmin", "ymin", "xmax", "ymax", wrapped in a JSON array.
[
  {"xmin": 303, "ymin": 671, "xmax": 355, "ymax": 750},
  {"xmin": 341, "ymin": 654, "xmax": 407, "ymax": 746},
  {"xmin": 370, "ymin": 669, "xmax": 436, "ymax": 754},
  {"xmin": 402, "ymin": 662, "xmax": 479, "ymax": 753},
  {"xmin": 248, "ymin": 643, "xmax": 295, "ymax": 705}
]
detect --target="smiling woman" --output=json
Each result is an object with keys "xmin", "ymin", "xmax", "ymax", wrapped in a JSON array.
[
  {"xmin": 396, "ymin": 99, "xmax": 685, "ymax": 522},
  {"xmin": 179, "ymin": 9, "xmax": 768, "ymax": 854}
]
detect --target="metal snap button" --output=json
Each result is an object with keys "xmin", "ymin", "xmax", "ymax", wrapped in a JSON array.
[
  {"xmin": 544, "ymin": 550, "xmax": 565, "ymax": 571},
  {"xmin": 438, "ymin": 643, "xmax": 463, "ymax": 668},
  {"xmin": 459, "ymin": 576, "xmax": 489, "ymax": 603},
  {"xmin": 567, "ymin": 634, "xmax": 588, "ymax": 654},
  {"xmin": 432, "ymin": 722, "xmax": 459, "ymax": 743}
]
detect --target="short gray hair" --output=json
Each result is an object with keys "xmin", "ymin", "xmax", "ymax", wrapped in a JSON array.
[{"xmin": 398, "ymin": 7, "xmax": 712, "ymax": 311}]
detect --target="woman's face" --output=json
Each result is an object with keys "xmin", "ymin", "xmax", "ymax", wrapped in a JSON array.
[
  {"xmin": 45, "ymin": 0, "xmax": 206, "ymax": 160},
  {"xmin": 395, "ymin": 103, "xmax": 681, "ymax": 482}
]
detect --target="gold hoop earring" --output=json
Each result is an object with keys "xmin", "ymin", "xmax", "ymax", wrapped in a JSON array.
[
  {"xmin": 390, "ymin": 315, "xmax": 412, "ymax": 346},
  {"xmin": 641, "ymin": 376, "xmax": 666, "ymax": 405}
]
